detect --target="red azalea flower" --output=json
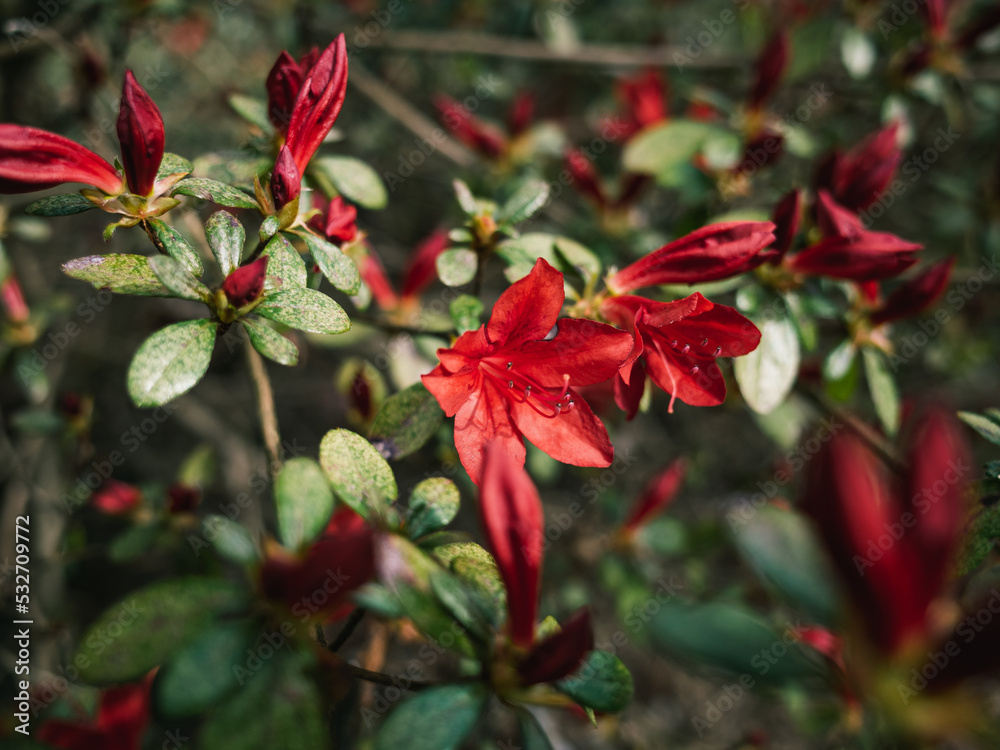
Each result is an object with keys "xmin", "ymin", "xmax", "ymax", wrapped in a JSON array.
[
  {"xmin": 748, "ymin": 32, "xmax": 790, "ymax": 111},
  {"xmin": 38, "ymin": 674, "xmax": 152, "ymax": 750},
  {"xmin": 284, "ymin": 35, "xmax": 348, "ymax": 174},
  {"xmin": 618, "ymin": 68, "xmax": 669, "ymax": 136},
  {"xmin": 801, "ymin": 407, "xmax": 971, "ymax": 656},
  {"xmin": 221, "ymin": 256, "xmax": 269, "ymax": 309},
  {"xmin": 270, "ymin": 144, "xmax": 301, "ymax": 211},
  {"xmin": 266, "ymin": 47, "xmax": 320, "ymax": 133},
  {"xmin": 310, "ymin": 194, "xmax": 358, "ymax": 244},
  {"xmin": 422, "ymin": 259, "xmax": 633, "ymax": 484},
  {"xmin": 91, "ymin": 480, "xmax": 142, "ymax": 515},
  {"xmin": 606, "ymin": 221, "xmax": 776, "ymax": 294},
  {"xmin": 259, "ymin": 505, "xmax": 375, "ymax": 622},
  {"xmin": 821, "ymin": 123, "xmax": 902, "ymax": 213},
  {"xmin": 565, "ymin": 148, "xmax": 608, "ymax": 208},
  {"xmin": 435, "ymin": 95, "xmax": 507, "ymax": 159},
  {"xmin": 506, "ymin": 90, "xmax": 536, "ymax": 138},
  {"xmin": 600, "ymin": 293, "xmax": 761, "ymax": 414},
  {"xmin": 116, "ymin": 70, "xmax": 166, "ymax": 196},
  {"xmin": 869, "ymin": 257, "xmax": 955, "ymax": 325},
  {"xmin": 769, "ymin": 188, "xmax": 802, "ymax": 261},
  {"xmin": 621, "ymin": 458, "xmax": 686, "ymax": 534},
  {"xmin": 479, "ymin": 443, "xmax": 594, "ymax": 675}
]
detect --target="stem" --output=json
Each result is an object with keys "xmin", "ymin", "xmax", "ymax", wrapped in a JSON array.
[
  {"xmin": 344, "ymin": 664, "xmax": 436, "ymax": 690},
  {"xmin": 245, "ymin": 345, "xmax": 283, "ymax": 469},
  {"xmin": 328, "ymin": 607, "xmax": 367, "ymax": 652}
]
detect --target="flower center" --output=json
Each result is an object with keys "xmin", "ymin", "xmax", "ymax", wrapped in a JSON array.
[{"xmin": 480, "ymin": 360, "xmax": 575, "ymax": 419}]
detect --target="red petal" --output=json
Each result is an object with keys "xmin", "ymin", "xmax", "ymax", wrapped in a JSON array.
[
  {"xmin": 815, "ymin": 190, "xmax": 864, "ymax": 239},
  {"xmin": 117, "ymin": 70, "xmax": 165, "ymax": 197},
  {"xmin": 435, "ymin": 95, "xmax": 507, "ymax": 158},
  {"xmin": 607, "ymin": 221, "xmax": 776, "ymax": 293},
  {"xmin": 565, "ymin": 148, "xmax": 607, "ymax": 207},
  {"xmin": 512, "ymin": 318, "xmax": 635, "ymax": 387},
  {"xmin": 770, "ymin": 188, "xmax": 802, "ymax": 260},
  {"xmin": 486, "ymin": 258, "xmax": 565, "ymax": 349},
  {"xmin": 832, "ymin": 123, "xmax": 901, "ymax": 212},
  {"xmin": 748, "ymin": 32, "xmax": 790, "ymax": 110},
  {"xmin": 480, "ymin": 440, "xmax": 544, "ymax": 647},
  {"xmin": 452, "ymin": 377, "xmax": 525, "ymax": 485},
  {"xmin": 619, "ymin": 68, "xmax": 669, "ymax": 129},
  {"xmin": 222, "ymin": 256, "xmax": 270, "ymax": 309},
  {"xmin": 270, "ymin": 145, "xmax": 301, "ymax": 210},
  {"xmin": 613, "ymin": 363, "xmax": 645, "ymax": 421},
  {"xmin": 0, "ymin": 124, "xmax": 122, "ymax": 195},
  {"xmin": 510, "ymin": 388, "xmax": 615, "ymax": 469},
  {"xmin": 788, "ymin": 232, "xmax": 920, "ymax": 281},
  {"xmin": 91, "ymin": 480, "xmax": 142, "ymax": 515},
  {"xmin": 285, "ymin": 35, "xmax": 348, "ymax": 173},
  {"xmin": 422, "ymin": 363, "xmax": 481, "ymax": 417},
  {"xmin": 321, "ymin": 195, "xmax": 358, "ymax": 243},
  {"xmin": 622, "ymin": 458, "xmax": 686, "ymax": 532},
  {"xmin": 507, "ymin": 90, "xmax": 536, "ymax": 136},
  {"xmin": 266, "ymin": 50, "xmax": 306, "ymax": 133},
  {"xmin": 401, "ymin": 229, "xmax": 450, "ymax": 299},
  {"xmin": 869, "ymin": 257, "xmax": 955, "ymax": 325},
  {"xmin": 518, "ymin": 607, "xmax": 594, "ymax": 685}
]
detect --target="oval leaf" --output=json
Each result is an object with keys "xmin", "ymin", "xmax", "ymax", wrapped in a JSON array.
[
  {"xmin": 205, "ymin": 210, "xmax": 246, "ymax": 277},
  {"xmin": 26, "ymin": 193, "xmax": 96, "ymax": 216},
  {"xmin": 149, "ymin": 255, "xmax": 210, "ymax": 301},
  {"xmin": 314, "ymin": 155, "xmax": 388, "ymax": 209},
  {"xmin": 300, "ymin": 232, "xmax": 361, "ymax": 294},
  {"xmin": 406, "ymin": 478, "xmax": 460, "ymax": 540},
  {"xmin": 862, "ymin": 347, "xmax": 900, "ymax": 437},
  {"xmin": 319, "ymin": 428, "xmax": 398, "ymax": 519},
  {"xmin": 499, "ymin": 179, "xmax": 550, "ymax": 225},
  {"xmin": 241, "ymin": 317, "xmax": 299, "ymax": 366},
  {"xmin": 172, "ymin": 178, "xmax": 259, "ymax": 210},
  {"xmin": 449, "ymin": 294, "xmax": 483, "ymax": 335},
  {"xmin": 374, "ymin": 684, "xmax": 487, "ymax": 750},
  {"xmin": 275, "ymin": 457, "xmax": 334, "ymax": 550},
  {"xmin": 127, "ymin": 319, "xmax": 216, "ymax": 407},
  {"xmin": 555, "ymin": 650, "xmax": 634, "ymax": 712},
  {"xmin": 436, "ymin": 248, "xmax": 478, "ymax": 287},
  {"xmin": 62, "ymin": 254, "xmax": 170, "ymax": 296},
  {"xmin": 255, "ymin": 288, "xmax": 350, "ymax": 334},
  {"xmin": 369, "ymin": 383, "xmax": 444, "ymax": 460},
  {"xmin": 145, "ymin": 218, "xmax": 204, "ymax": 276},
  {"xmin": 262, "ymin": 233, "xmax": 307, "ymax": 293},
  {"xmin": 734, "ymin": 312, "xmax": 800, "ymax": 415}
]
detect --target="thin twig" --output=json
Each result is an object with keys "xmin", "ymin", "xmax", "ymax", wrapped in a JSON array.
[
  {"xmin": 328, "ymin": 607, "xmax": 368, "ymax": 653},
  {"xmin": 344, "ymin": 663, "xmax": 436, "ymax": 690},
  {"xmin": 245, "ymin": 345, "xmax": 283, "ymax": 469},
  {"xmin": 800, "ymin": 388, "xmax": 905, "ymax": 474}
]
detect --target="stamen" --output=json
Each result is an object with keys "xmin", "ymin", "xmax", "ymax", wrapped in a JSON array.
[
  {"xmin": 480, "ymin": 361, "xmax": 574, "ymax": 419},
  {"xmin": 714, "ymin": 346, "xmax": 722, "ymax": 357},
  {"xmin": 701, "ymin": 338, "xmax": 709, "ymax": 347},
  {"xmin": 690, "ymin": 366, "xmax": 700, "ymax": 375},
  {"xmin": 681, "ymin": 344, "xmax": 690, "ymax": 354}
]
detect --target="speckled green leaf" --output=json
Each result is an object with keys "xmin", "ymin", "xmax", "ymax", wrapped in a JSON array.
[
  {"xmin": 202, "ymin": 515, "xmax": 258, "ymax": 563},
  {"xmin": 145, "ymin": 218, "xmax": 204, "ymax": 276},
  {"xmin": 959, "ymin": 410, "xmax": 1000, "ymax": 447},
  {"xmin": 300, "ymin": 232, "xmax": 361, "ymax": 294},
  {"xmin": 369, "ymin": 383, "xmax": 443, "ymax": 460},
  {"xmin": 275, "ymin": 457, "xmax": 334, "ymax": 550},
  {"xmin": 155, "ymin": 152, "xmax": 193, "ymax": 181},
  {"xmin": 127, "ymin": 319, "xmax": 216, "ymax": 407},
  {"xmin": 173, "ymin": 178, "xmax": 259, "ymax": 211},
  {"xmin": 262, "ymin": 233, "xmax": 307, "ymax": 293},
  {"xmin": 240, "ymin": 317, "xmax": 299, "ymax": 366},
  {"xmin": 406, "ymin": 478, "xmax": 460, "ymax": 539},
  {"xmin": 205, "ymin": 211, "xmax": 246, "ymax": 277},
  {"xmin": 62, "ymin": 254, "xmax": 170, "ymax": 296},
  {"xmin": 374, "ymin": 685, "xmax": 487, "ymax": 750},
  {"xmin": 556, "ymin": 651, "xmax": 634, "ymax": 712},
  {"xmin": 498, "ymin": 179, "xmax": 549, "ymax": 224},
  {"xmin": 259, "ymin": 215, "xmax": 280, "ymax": 242},
  {"xmin": 255, "ymin": 289, "xmax": 350, "ymax": 334},
  {"xmin": 75, "ymin": 577, "xmax": 245, "ymax": 684},
  {"xmin": 319, "ymin": 428, "xmax": 397, "ymax": 519},
  {"xmin": 449, "ymin": 294, "xmax": 482, "ymax": 334},
  {"xmin": 26, "ymin": 193, "xmax": 96, "ymax": 216},
  {"xmin": 436, "ymin": 248, "xmax": 477, "ymax": 287},
  {"xmin": 515, "ymin": 707, "xmax": 555, "ymax": 750},
  {"xmin": 314, "ymin": 155, "xmax": 388, "ymax": 209},
  {"xmin": 149, "ymin": 255, "xmax": 211, "ymax": 301}
]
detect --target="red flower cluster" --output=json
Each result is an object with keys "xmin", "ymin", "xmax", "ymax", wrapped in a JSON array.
[
  {"xmin": 38, "ymin": 674, "xmax": 152, "ymax": 750},
  {"xmin": 423, "ymin": 259, "xmax": 633, "ymax": 484},
  {"xmin": 435, "ymin": 90, "xmax": 536, "ymax": 161}
]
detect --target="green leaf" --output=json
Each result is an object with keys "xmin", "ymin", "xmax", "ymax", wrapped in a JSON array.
[
  {"xmin": 496, "ymin": 233, "xmax": 601, "ymax": 288},
  {"xmin": 259, "ymin": 215, "xmax": 281, "ymax": 242},
  {"xmin": 730, "ymin": 504, "xmax": 838, "ymax": 625},
  {"xmin": 313, "ymin": 155, "xmax": 388, "ymax": 209},
  {"xmin": 75, "ymin": 577, "xmax": 245, "ymax": 684},
  {"xmin": 145, "ymin": 218, "xmax": 204, "ymax": 276},
  {"xmin": 200, "ymin": 654, "xmax": 325, "ymax": 750},
  {"xmin": 241, "ymin": 317, "xmax": 299, "ymax": 366},
  {"xmin": 432, "ymin": 542, "xmax": 506, "ymax": 629},
  {"xmin": 319, "ymin": 428, "xmax": 398, "ymax": 519},
  {"xmin": 173, "ymin": 178, "xmax": 259, "ymax": 210},
  {"xmin": 863, "ymin": 347, "xmax": 900, "ymax": 437},
  {"xmin": 25, "ymin": 193, "xmax": 96, "ymax": 216},
  {"xmin": 369, "ymin": 383, "xmax": 444, "ymax": 460},
  {"xmin": 959, "ymin": 410, "xmax": 1000, "ymax": 448},
  {"xmin": 300, "ymin": 232, "xmax": 361, "ymax": 294},
  {"xmin": 515, "ymin": 707, "xmax": 555, "ymax": 750},
  {"xmin": 149, "ymin": 255, "xmax": 211, "ymax": 301},
  {"xmin": 649, "ymin": 600, "xmax": 823, "ymax": 684},
  {"xmin": 155, "ymin": 621, "xmax": 258, "ymax": 717},
  {"xmin": 374, "ymin": 684, "xmax": 487, "ymax": 750},
  {"xmin": 556, "ymin": 651, "xmax": 634, "ymax": 712},
  {"xmin": 62, "ymin": 254, "xmax": 170, "ymax": 296},
  {"xmin": 406, "ymin": 478, "xmax": 460, "ymax": 539},
  {"xmin": 127, "ymin": 320, "xmax": 217, "ymax": 407},
  {"xmin": 275, "ymin": 457, "xmax": 334, "ymax": 550},
  {"xmin": 255, "ymin": 288, "xmax": 350, "ymax": 334},
  {"xmin": 734, "ymin": 311, "xmax": 800, "ymax": 415},
  {"xmin": 205, "ymin": 211, "xmax": 246, "ymax": 277},
  {"xmin": 261, "ymin": 233, "xmax": 307, "ymax": 293},
  {"xmin": 228, "ymin": 93, "xmax": 273, "ymax": 132},
  {"xmin": 155, "ymin": 152, "xmax": 193, "ymax": 181},
  {"xmin": 436, "ymin": 248, "xmax": 478, "ymax": 287},
  {"xmin": 449, "ymin": 294, "xmax": 482, "ymax": 334},
  {"xmin": 623, "ymin": 120, "xmax": 718, "ymax": 178},
  {"xmin": 498, "ymin": 179, "xmax": 550, "ymax": 224},
  {"xmin": 202, "ymin": 515, "xmax": 259, "ymax": 563},
  {"xmin": 453, "ymin": 179, "xmax": 478, "ymax": 215}
]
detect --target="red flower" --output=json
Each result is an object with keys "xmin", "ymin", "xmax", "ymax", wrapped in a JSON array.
[
  {"xmin": 310, "ymin": 194, "xmax": 358, "ymax": 244},
  {"xmin": 822, "ymin": 123, "xmax": 902, "ymax": 212},
  {"xmin": 266, "ymin": 47, "xmax": 319, "ymax": 133},
  {"xmin": 506, "ymin": 90, "xmax": 536, "ymax": 137},
  {"xmin": 565, "ymin": 148, "xmax": 607, "ymax": 208},
  {"xmin": 116, "ymin": 70, "xmax": 166, "ymax": 197},
  {"xmin": 606, "ymin": 221, "xmax": 776, "ymax": 294},
  {"xmin": 600, "ymin": 294, "xmax": 761, "ymax": 414},
  {"xmin": 869, "ymin": 257, "xmax": 955, "ymax": 325},
  {"xmin": 91, "ymin": 480, "xmax": 142, "ymax": 515},
  {"xmin": 435, "ymin": 95, "xmax": 507, "ymax": 159},
  {"xmin": 167, "ymin": 483, "xmax": 201, "ymax": 514},
  {"xmin": 259, "ymin": 506, "xmax": 374, "ymax": 622},
  {"xmin": 0, "ymin": 125, "xmax": 123, "ymax": 195},
  {"xmin": 801, "ymin": 407, "xmax": 971, "ymax": 656},
  {"xmin": 38, "ymin": 674, "xmax": 152, "ymax": 750},
  {"xmin": 284, "ymin": 35, "xmax": 348, "ymax": 174},
  {"xmin": 356, "ymin": 229, "xmax": 449, "ymax": 312},
  {"xmin": 221, "ymin": 256, "xmax": 269, "ymax": 309},
  {"xmin": 618, "ymin": 68, "xmax": 669, "ymax": 136},
  {"xmin": 422, "ymin": 259, "xmax": 633, "ymax": 484},
  {"xmin": 621, "ymin": 458, "xmax": 686, "ymax": 534},
  {"xmin": 769, "ymin": 188, "xmax": 802, "ymax": 261},
  {"xmin": 270, "ymin": 145, "xmax": 301, "ymax": 211},
  {"xmin": 479, "ymin": 443, "xmax": 594, "ymax": 675},
  {"xmin": 748, "ymin": 32, "xmax": 790, "ymax": 111}
]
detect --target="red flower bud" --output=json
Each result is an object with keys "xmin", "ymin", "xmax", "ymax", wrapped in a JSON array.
[
  {"xmin": 788, "ymin": 231, "xmax": 920, "ymax": 281},
  {"xmin": 270, "ymin": 145, "xmax": 301, "ymax": 211},
  {"xmin": 222, "ymin": 256, "xmax": 269, "ymax": 309},
  {"xmin": 769, "ymin": 188, "xmax": 802, "ymax": 261},
  {"xmin": 310, "ymin": 194, "xmax": 357, "ymax": 243},
  {"xmin": 116, "ymin": 70, "xmax": 165, "ymax": 197},
  {"xmin": 869, "ymin": 257, "xmax": 955, "ymax": 325},
  {"xmin": 285, "ymin": 35, "xmax": 349, "ymax": 173},
  {"xmin": 401, "ymin": 229, "xmax": 450, "ymax": 300},
  {"xmin": 748, "ymin": 32, "xmax": 790, "ymax": 110},
  {"xmin": 565, "ymin": 148, "xmax": 607, "ymax": 207},
  {"xmin": 0, "ymin": 124, "xmax": 123, "ymax": 195},
  {"xmin": 266, "ymin": 50, "xmax": 310, "ymax": 132},
  {"xmin": 922, "ymin": 0, "xmax": 949, "ymax": 37},
  {"xmin": 619, "ymin": 68, "xmax": 669, "ymax": 130},
  {"xmin": 832, "ymin": 123, "xmax": 902, "ymax": 212},
  {"xmin": 167, "ymin": 483, "xmax": 201, "ymax": 514},
  {"xmin": 622, "ymin": 458, "xmax": 686, "ymax": 533},
  {"xmin": 91, "ymin": 480, "xmax": 142, "ymax": 515},
  {"xmin": 506, "ymin": 90, "xmax": 536, "ymax": 137},
  {"xmin": 435, "ymin": 95, "xmax": 507, "ymax": 159},
  {"xmin": 517, "ymin": 607, "xmax": 594, "ymax": 685}
]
